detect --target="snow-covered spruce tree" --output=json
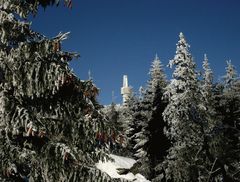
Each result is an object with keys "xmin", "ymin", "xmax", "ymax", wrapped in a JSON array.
[
  {"xmin": 119, "ymin": 92, "xmax": 139, "ymax": 157},
  {"xmin": 200, "ymin": 54, "xmax": 218, "ymax": 132},
  {"xmin": 194, "ymin": 54, "xmax": 224, "ymax": 181},
  {"xmin": 0, "ymin": 1, "xmax": 115, "ymax": 181},
  {"xmin": 134, "ymin": 54, "xmax": 170, "ymax": 181},
  {"xmin": 162, "ymin": 33, "xmax": 208, "ymax": 181},
  {"xmin": 209, "ymin": 61, "xmax": 240, "ymax": 181},
  {"xmin": 223, "ymin": 60, "xmax": 238, "ymax": 88},
  {"xmin": 117, "ymin": 90, "xmax": 154, "ymax": 177},
  {"xmin": 148, "ymin": 54, "xmax": 167, "ymax": 90},
  {"xmin": 131, "ymin": 92, "xmax": 151, "ymax": 178},
  {"xmin": 202, "ymin": 54, "xmax": 213, "ymax": 106},
  {"xmin": 147, "ymin": 55, "xmax": 170, "ymax": 180}
]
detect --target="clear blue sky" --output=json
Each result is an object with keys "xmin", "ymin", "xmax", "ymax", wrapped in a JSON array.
[{"xmin": 31, "ymin": 0, "xmax": 240, "ymax": 105}]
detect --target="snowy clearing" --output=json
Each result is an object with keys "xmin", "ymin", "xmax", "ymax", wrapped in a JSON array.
[{"xmin": 96, "ymin": 154, "xmax": 150, "ymax": 182}]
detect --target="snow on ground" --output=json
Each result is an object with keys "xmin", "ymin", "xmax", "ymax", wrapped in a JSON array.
[{"xmin": 96, "ymin": 154, "xmax": 150, "ymax": 182}]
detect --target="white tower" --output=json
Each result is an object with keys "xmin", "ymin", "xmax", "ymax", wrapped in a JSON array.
[{"xmin": 121, "ymin": 75, "xmax": 131, "ymax": 104}]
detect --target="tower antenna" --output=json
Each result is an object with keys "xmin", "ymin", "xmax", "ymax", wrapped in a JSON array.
[{"xmin": 121, "ymin": 75, "xmax": 131, "ymax": 104}]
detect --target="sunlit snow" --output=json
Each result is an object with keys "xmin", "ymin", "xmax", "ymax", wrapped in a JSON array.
[{"xmin": 96, "ymin": 154, "xmax": 150, "ymax": 182}]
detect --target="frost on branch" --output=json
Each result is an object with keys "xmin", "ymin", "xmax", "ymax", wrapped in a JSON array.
[{"xmin": 0, "ymin": 1, "xmax": 112, "ymax": 182}]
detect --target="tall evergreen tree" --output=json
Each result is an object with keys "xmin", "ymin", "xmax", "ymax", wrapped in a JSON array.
[
  {"xmin": 130, "ymin": 54, "xmax": 169, "ymax": 180},
  {"xmin": 201, "ymin": 54, "xmax": 216, "ymax": 130},
  {"xmin": 162, "ymin": 33, "xmax": 206, "ymax": 181},
  {"xmin": 202, "ymin": 54, "xmax": 213, "ymax": 101},
  {"xmin": 224, "ymin": 60, "xmax": 238, "ymax": 88},
  {"xmin": 132, "ymin": 94, "xmax": 151, "ymax": 177},
  {"xmin": 210, "ymin": 61, "xmax": 240, "ymax": 181},
  {"xmin": 146, "ymin": 55, "xmax": 170, "ymax": 180},
  {"xmin": 0, "ymin": 1, "xmax": 113, "ymax": 181},
  {"xmin": 120, "ymin": 92, "xmax": 139, "ymax": 156},
  {"xmin": 148, "ymin": 54, "xmax": 167, "ymax": 90}
]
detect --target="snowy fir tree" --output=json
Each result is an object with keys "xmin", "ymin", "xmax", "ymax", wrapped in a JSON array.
[
  {"xmin": 0, "ymin": 1, "xmax": 116, "ymax": 181},
  {"xmin": 120, "ymin": 93, "xmax": 139, "ymax": 157},
  {"xmin": 147, "ymin": 55, "xmax": 169, "ymax": 179},
  {"xmin": 202, "ymin": 54, "xmax": 213, "ymax": 103},
  {"xmin": 224, "ymin": 60, "xmax": 238, "ymax": 88},
  {"xmin": 138, "ymin": 54, "xmax": 170, "ymax": 181},
  {"xmin": 131, "ymin": 93, "xmax": 151, "ymax": 178},
  {"xmin": 148, "ymin": 54, "xmax": 167, "ymax": 90},
  {"xmin": 162, "ymin": 33, "xmax": 208, "ymax": 181},
  {"xmin": 119, "ymin": 54, "xmax": 169, "ymax": 180},
  {"xmin": 200, "ymin": 54, "xmax": 217, "ymax": 131},
  {"xmin": 209, "ymin": 61, "xmax": 240, "ymax": 181}
]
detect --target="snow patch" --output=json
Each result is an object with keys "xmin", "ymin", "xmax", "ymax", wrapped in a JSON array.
[{"xmin": 96, "ymin": 154, "xmax": 150, "ymax": 182}]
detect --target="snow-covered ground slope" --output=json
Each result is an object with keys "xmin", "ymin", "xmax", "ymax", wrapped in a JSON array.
[{"xmin": 96, "ymin": 154, "xmax": 150, "ymax": 182}]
